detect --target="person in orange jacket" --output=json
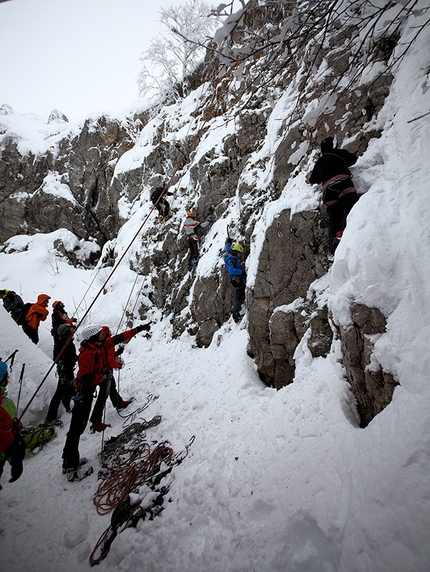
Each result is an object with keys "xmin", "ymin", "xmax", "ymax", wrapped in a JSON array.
[{"xmin": 22, "ymin": 293, "xmax": 50, "ymax": 344}]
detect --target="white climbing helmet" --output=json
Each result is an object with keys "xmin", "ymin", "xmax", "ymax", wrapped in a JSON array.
[{"xmin": 80, "ymin": 324, "xmax": 102, "ymax": 342}]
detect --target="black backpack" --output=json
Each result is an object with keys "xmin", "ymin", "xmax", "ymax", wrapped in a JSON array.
[{"xmin": 16, "ymin": 302, "xmax": 32, "ymax": 326}]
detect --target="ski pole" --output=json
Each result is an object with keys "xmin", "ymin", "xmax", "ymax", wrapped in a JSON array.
[
  {"xmin": 16, "ymin": 363, "xmax": 26, "ymax": 416},
  {"xmin": 4, "ymin": 349, "xmax": 19, "ymax": 371}
]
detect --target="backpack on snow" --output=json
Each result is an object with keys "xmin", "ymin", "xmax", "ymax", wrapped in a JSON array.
[
  {"xmin": 21, "ymin": 422, "xmax": 57, "ymax": 454},
  {"xmin": 16, "ymin": 302, "xmax": 32, "ymax": 326}
]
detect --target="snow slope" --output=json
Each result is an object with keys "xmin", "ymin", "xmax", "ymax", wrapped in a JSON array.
[{"xmin": 0, "ymin": 14, "xmax": 429, "ymax": 572}]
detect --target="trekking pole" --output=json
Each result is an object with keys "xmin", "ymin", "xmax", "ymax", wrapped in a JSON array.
[
  {"xmin": 4, "ymin": 349, "xmax": 19, "ymax": 371},
  {"xmin": 16, "ymin": 363, "xmax": 26, "ymax": 416}
]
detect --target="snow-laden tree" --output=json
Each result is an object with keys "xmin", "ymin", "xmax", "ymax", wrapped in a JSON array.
[
  {"xmin": 210, "ymin": 0, "xmax": 430, "ymax": 101},
  {"xmin": 138, "ymin": 0, "xmax": 222, "ymax": 102}
]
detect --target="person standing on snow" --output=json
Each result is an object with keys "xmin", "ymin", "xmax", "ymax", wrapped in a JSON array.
[
  {"xmin": 89, "ymin": 322, "xmax": 151, "ymax": 433},
  {"xmin": 0, "ymin": 361, "xmax": 26, "ymax": 488},
  {"xmin": 0, "ymin": 289, "xmax": 24, "ymax": 323},
  {"xmin": 46, "ymin": 323, "xmax": 78, "ymax": 424},
  {"xmin": 22, "ymin": 293, "xmax": 50, "ymax": 344},
  {"xmin": 224, "ymin": 238, "xmax": 246, "ymax": 323},
  {"xmin": 62, "ymin": 322, "xmax": 150, "ymax": 481},
  {"xmin": 183, "ymin": 211, "xmax": 209, "ymax": 271},
  {"xmin": 51, "ymin": 300, "xmax": 76, "ymax": 349},
  {"xmin": 309, "ymin": 136, "xmax": 359, "ymax": 260}
]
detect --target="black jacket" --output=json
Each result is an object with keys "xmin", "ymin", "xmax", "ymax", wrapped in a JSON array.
[
  {"xmin": 2, "ymin": 291, "xmax": 24, "ymax": 322},
  {"xmin": 309, "ymin": 149, "xmax": 358, "ymax": 186}
]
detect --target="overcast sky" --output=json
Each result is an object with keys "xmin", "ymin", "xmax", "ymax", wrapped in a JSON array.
[{"xmin": 0, "ymin": 0, "xmax": 180, "ymax": 121}]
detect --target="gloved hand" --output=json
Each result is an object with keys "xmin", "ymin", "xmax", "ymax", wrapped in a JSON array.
[
  {"xmin": 136, "ymin": 323, "xmax": 151, "ymax": 333},
  {"xmin": 116, "ymin": 357, "xmax": 124, "ymax": 369},
  {"xmin": 72, "ymin": 379, "xmax": 83, "ymax": 401},
  {"xmin": 115, "ymin": 345, "xmax": 124, "ymax": 356},
  {"xmin": 11, "ymin": 417, "xmax": 23, "ymax": 434},
  {"xmin": 226, "ymin": 237, "xmax": 233, "ymax": 245}
]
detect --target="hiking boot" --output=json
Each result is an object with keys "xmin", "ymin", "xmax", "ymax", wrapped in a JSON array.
[
  {"xmin": 62, "ymin": 457, "xmax": 89, "ymax": 474},
  {"xmin": 90, "ymin": 422, "xmax": 111, "ymax": 433},
  {"xmin": 117, "ymin": 399, "xmax": 132, "ymax": 410},
  {"xmin": 66, "ymin": 465, "xmax": 93, "ymax": 482}
]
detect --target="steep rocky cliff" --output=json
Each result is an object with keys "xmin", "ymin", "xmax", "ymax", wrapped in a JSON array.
[{"xmin": 1, "ymin": 0, "xmax": 418, "ymax": 427}]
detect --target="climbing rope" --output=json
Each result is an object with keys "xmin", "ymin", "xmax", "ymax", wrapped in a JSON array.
[
  {"xmin": 18, "ymin": 78, "xmax": 221, "ymax": 423},
  {"xmin": 89, "ymin": 433, "xmax": 195, "ymax": 566}
]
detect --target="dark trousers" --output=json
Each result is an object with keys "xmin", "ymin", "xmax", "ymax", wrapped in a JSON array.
[
  {"xmin": 187, "ymin": 235, "xmax": 200, "ymax": 264},
  {"xmin": 46, "ymin": 367, "xmax": 74, "ymax": 422},
  {"xmin": 230, "ymin": 277, "xmax": 246, "ymax": 323},
  {"xmin": 89, "ymin": 371, "xmax": 121, "ymax": 425},
  {"xmin": 326, "ymin": 192, "xmax": 358, "ymax": 254},
  {"xmin": 62, "ymin": 384, "xmax": 95, "ymax": 469},
  {"xmin": 22, "ymin": 323, "xmax": 38, "ymax": 344}
]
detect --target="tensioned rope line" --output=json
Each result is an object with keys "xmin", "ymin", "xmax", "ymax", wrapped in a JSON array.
[{"xmin": 18, "ymin": 89, "xmax": 219, "ymax": 423}]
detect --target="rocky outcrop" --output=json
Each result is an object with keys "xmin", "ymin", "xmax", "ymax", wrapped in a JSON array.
[
  {"xmin": 339, "ymin": 304, "xmax": 399, "ymax": 428},
  {"xmin": 0, "ymin": 0, "xmax": 404, "ymax": 427},
  {"xmin": 0, "ymin": 114, "xmax": 139, "ymax": 245},
  {"xmin": 247, "ymin": 209, "xmax": 328, "ymax": 388}
]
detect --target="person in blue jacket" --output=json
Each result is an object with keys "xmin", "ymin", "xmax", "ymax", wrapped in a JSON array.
[{"xmin": 224, "ymin": 239, "xmax": 246, "ymax": 323}]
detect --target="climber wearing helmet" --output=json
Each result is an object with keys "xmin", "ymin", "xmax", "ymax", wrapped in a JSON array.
[
  {"xmin": 224, "ymin": 238, "xmax": 246, "ymax": 323},
  {"xmin": 51, "ymin": 300, "xmax": 76, "ymax": 350},
  {"xmin": 183, "ymin": 211, "xmax": 209, "ymax": 271},
  {"xmin": 61, "ymin": 321, "xmax": 151, "ymax": 482}
]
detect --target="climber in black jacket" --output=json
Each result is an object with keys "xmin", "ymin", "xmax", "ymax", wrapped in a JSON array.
[{"xmin": 309, "ymin": 136, "xmax": 359, "ymax": 259}]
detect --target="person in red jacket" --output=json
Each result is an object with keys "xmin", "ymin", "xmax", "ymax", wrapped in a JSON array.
[
  {"xmin": 22, "ymin": 293, "xmax": 50, "ymax": 344},
  {"xmin": 0, "ymin": 361, "xmax": 26, "ymax": 488},
  {"xmin": 61, "ymin": 322, "xmax": 150, "ymax": 482},
  {"xmin": 89, "ymin": 323, "xmax": 150, "ymax": 432}
]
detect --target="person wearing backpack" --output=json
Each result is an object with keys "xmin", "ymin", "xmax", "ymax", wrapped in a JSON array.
[
  {"xmin": 150, "ymin": 186, "xmax": 172, "ymax": 218},
  {"xmin": 0, "ymin": 361, "xmax": 26, "ymax": 488},
  {"xmin": 0, "ymin": 289, "xmax": 24, "ymax": 323},
  {"xmin": 309, "ymin": 136, "xmax": 359, "ymax": 260},
  {"xmin": 21, "ymin": 293, "xmax": 50, "ymax": 344},
  {"xmin": 51, "ymin": 300, "xmax": 76, "ymax": 349},
  {"xmin": 224, "ymin": 238, "xmax": 246, "ymax": 323},
  {"xmin": 46, "ymin": 323, "xmax": 78, "ymax": 423}
]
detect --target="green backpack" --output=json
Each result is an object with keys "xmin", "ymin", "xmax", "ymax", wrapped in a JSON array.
[{"xmin": 21, "ymin": 422, "xmax": 57, "ymax": 454}]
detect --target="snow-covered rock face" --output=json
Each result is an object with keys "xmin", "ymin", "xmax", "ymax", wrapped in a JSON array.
[{"xmin": 0, "ymin": 0, "xmax": 422, "ymax": 426}]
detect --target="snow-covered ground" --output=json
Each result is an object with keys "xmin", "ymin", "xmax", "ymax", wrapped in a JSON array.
[{"xmin": 0, "ymin": 12, "xmax": 430, "ymax": 572}]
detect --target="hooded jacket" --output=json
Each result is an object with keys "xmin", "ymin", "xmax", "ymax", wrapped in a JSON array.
[
  {"xmin": 25, "ymin": 294, "xmax": 50, "ymax": 331},
  {"xmin": 77, "ymin": 328, "xmax": 139, "ymax": 385},
  {"xmin": 309, "ymin": 149, "xmax": 358, "ymax": 186}
]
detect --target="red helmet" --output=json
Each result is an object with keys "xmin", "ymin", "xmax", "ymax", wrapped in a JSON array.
[{"xmin": 187, "ymin": 212, "xmax": 195, "ymax": 218}]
